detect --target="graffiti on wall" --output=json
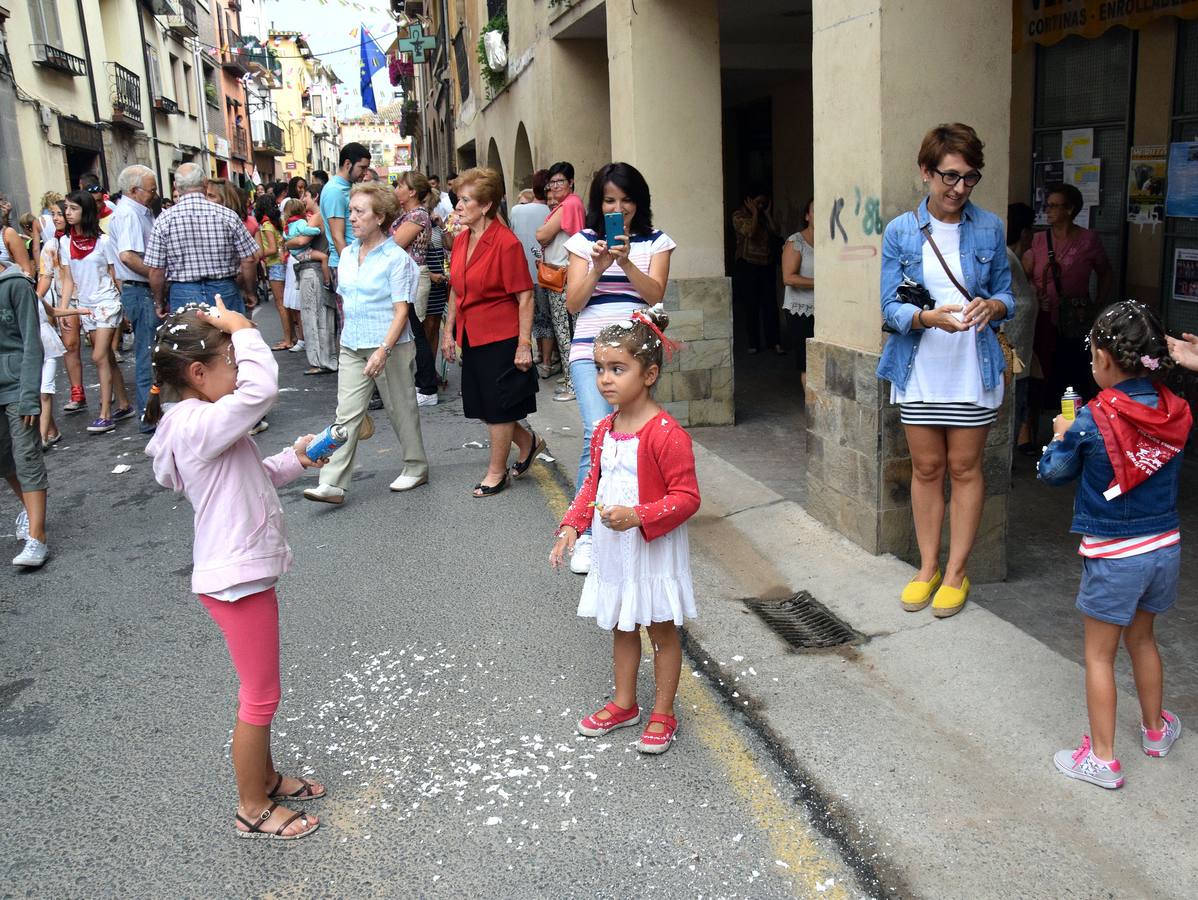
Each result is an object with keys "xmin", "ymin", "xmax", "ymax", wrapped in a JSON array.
[{"xmin": 829, "ymin": 186, "xmax": 881, "ymax": 261}]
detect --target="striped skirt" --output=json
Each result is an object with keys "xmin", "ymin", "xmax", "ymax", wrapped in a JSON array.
[{"xmin": 899, "ymin": 402, "xmax": 998, "ymax": 428}]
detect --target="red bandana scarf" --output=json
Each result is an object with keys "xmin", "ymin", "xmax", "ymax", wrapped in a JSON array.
[
  {"xmin": 68, "ymin": 228, "xmax": 98, "ymax": 261},
  {"xmin": 1087, "ymin": 385, "xmax": 1192, "ymax": 500}
]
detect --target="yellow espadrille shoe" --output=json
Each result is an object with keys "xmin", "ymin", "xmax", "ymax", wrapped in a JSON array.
[
  {"xmin": 931, "ymin": 576, "xmax": 970, "ymax": 618},
  {"xmin": 900, "ymin": 570, "xmax": 942, "ymax": 611}
]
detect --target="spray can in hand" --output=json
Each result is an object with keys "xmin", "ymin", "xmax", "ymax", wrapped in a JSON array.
[
  {"xmin": 305, "ymin": 424, "xmax": 348, "ymax": 462},
  {"xmin": 1060, "ymin": 386, "xmax": 1082, "ymax": 422}
]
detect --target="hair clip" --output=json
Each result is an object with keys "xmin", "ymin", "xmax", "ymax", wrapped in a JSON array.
[
  {"xmin": 150, "ymin": 385, "xmax": 161, "ymax": 395},
  {"xmin": 1141, "ymin": 354, "xmax": 1160, "ymax": 371}
]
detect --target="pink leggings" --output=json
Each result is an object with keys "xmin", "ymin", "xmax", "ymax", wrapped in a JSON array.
[{"xmin": 199, "ymin": 587, "xmax": 281, "ymax": 726}]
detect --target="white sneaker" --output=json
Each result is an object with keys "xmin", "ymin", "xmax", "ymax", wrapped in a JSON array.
[
  {"xmin": 13, "ymin": 537, "xmax": 49, "ymax": 568},
  {"xmin": 15, "ymin": 509, "xmax": 29, "ymax": 541},
  {"xmin": 250, "ymin": 419, "xmax": 270, "ymax": 435},
  {"xmin": 389, "ymin": 473, "xmax": 428, "ymax": 492},
  {"xmin": 417, "ymin": 391, "xmax": 438, "ymax": 407},
  {"xmin": 289, "ymin": 340, "xmax": 306, "ymax": 352},
  {"xmin": 570, "ymin": 533, "xmax": 592, "ymax": 575},
  {"xmin": 303, "ymin": 483, "xmax": 345, "ymax": 504},
  {"xmin": 553, "ymin": 390, "xmax": 576, "ymax": 402}
]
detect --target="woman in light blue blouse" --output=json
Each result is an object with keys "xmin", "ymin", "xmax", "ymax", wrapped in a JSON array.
[{"xmin": 303, "ymin": 182, "xmax": 429, "ymax": 505}]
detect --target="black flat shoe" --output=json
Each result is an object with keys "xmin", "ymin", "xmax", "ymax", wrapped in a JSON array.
[
  {"xmin": 472, "ymin": 475, "xmax": 510, "ymax": 498},
  {"xmin": 510, "ymin": 431, "xmax": 546, "ymax": 479}
]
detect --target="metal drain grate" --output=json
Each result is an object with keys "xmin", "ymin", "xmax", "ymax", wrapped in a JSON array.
[{"xmin": 743, "ymin": 591, "xmax": 861, "ymax": 649}]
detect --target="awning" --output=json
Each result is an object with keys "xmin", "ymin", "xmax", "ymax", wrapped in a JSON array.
[{"xmin": 1014, "ymin": 0, "xmax": 1198, "ymax": 51}]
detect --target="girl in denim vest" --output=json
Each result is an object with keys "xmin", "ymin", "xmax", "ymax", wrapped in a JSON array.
[{"xmin": 1039, "ymin": 302, "xmax": 1191, "ymax": 790}]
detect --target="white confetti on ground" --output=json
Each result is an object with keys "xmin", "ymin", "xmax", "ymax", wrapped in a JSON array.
[{"xmin": 111, "ymin": 464, "xmax": 132, "ymax": 474}]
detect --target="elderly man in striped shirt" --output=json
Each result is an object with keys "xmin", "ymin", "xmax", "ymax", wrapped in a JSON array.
[{"xmin": 144, "ymin": 164, "xmax": 258, "ymax": 315}]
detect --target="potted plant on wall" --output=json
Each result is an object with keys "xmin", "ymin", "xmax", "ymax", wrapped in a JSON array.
[{"xmin": 476, "ymin": 12, "xmax": 508, "ymax": 98}]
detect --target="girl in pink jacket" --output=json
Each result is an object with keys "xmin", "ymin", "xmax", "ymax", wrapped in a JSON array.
[{"xmin": 144, "ymin": 295, "xmax": 326, "ymax": 841}]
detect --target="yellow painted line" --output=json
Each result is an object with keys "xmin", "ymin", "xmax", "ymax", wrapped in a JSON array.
[{"xmin": 534, "ymin": 462, "xmax": 849, "ymax": 897}]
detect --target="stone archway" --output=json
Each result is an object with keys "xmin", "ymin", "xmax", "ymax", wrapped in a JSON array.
[
  {"xmin": 486, "ymin": 136, "xmax": 506, "ymax": 203},
  {"xmin": 513, "ymin": 122, "xmax": 533, "ymax": 193}
]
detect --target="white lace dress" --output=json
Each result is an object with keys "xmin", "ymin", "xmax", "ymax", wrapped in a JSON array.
[{"xmin": 577, "ymin": 430, "xmax": 697, "ymax": 631}]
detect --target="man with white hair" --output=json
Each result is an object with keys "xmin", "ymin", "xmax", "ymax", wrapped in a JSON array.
[
  {"xmin": 107, "ymin": 164, "xmax": 158, "ymax": 431},
  {"xmin": 144, "ymin": 163, "xmax": 257, "ymax": 315}
]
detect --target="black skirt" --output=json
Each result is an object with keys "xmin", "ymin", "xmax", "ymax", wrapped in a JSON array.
[{"xmin": 461, "ymin": 330, "xmax": 538, "ymax": 424}]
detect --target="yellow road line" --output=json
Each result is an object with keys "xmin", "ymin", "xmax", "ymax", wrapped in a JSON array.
[{"xmin": 533, "ymin": 461, "xmax": 848, "ymax": 897}]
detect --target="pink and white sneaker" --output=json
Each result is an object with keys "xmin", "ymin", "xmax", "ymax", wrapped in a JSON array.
[
  {"xmin": 1142, "ymin": 710, "xmax": 1182, "ymax": 757},
  {"xmin": 576, "ymin": 701, "xmax": 640, "ymax": 737},
  {"xmin": 1053, "ymin": 735, "xmax": 1124, "ymax": 789}
]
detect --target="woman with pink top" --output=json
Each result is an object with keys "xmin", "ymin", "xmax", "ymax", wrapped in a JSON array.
[{"xmin": 144, "ymin": 294, "xmax": 327, "ymax": 840}]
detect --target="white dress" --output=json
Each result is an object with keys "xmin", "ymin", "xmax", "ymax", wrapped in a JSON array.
[{"xmin": 577, "ymin": 431, "xmax": 697, "ymax": 632}]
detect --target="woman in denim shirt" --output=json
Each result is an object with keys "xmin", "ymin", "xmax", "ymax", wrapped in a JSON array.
[{"xmin": 878, "ymin": 124, "xmax": 1014, "ymax": 618}]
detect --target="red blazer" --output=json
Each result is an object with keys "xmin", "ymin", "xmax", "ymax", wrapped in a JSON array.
[
  {"xmin": 449, "ymin": 219, "xmax": 534, "ymax": 347},
  {"xmin": 561, "ymin": 411, "xmax": 701, "ymax": 543}
]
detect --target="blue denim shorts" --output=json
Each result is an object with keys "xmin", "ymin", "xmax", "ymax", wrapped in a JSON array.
[
  {"xmin": 1076, "ymin": 544, "xmax": 1180, "ymax": 626},
  {"xmin": 268, "ymin": 263, "xmax": 286, "ymax": 282}
]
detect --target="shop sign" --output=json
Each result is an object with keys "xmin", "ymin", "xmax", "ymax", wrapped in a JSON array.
[
  {"xmin": 58, "ymin": 116, "xmax": 103, "ymax": 151},
  {"xmin": 285, "ymin": 161, "xmax": 297, "ymax": 170},
  {"xmin": 1014, "ymin": 0, "xmax": 1198, "ymax": 51},
  {"xmin": 214, "ymin": 136, "xmax": 230, "ymax": 159}
]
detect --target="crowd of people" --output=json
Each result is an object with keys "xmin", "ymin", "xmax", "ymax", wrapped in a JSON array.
[{"xmin": 4, "ymin": 127, "xmax": 1198, "ymax": 843}]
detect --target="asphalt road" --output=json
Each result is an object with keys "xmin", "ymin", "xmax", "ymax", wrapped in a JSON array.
[{"xmin": 1, "ymin": 310, "xmax": 868, "ymax": 898}]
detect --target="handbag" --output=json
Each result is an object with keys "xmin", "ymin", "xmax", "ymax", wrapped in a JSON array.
[
  {"xmin": 918, "ymin": 210, "xmax": 1020, "ymax": 388},
  {"xmin": 1045, "ymin": 230, "xmax": 1094, "ymax": 341},
  {"xmin": 532, "ymin": 244, "xmax": 567, "ymax": 292}
]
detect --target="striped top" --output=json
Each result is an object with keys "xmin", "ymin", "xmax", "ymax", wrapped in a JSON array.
[
  {"xmin": 564, "ymin": 228, "xmax": 676, "ymax": 364},
  {"xmin": 1079, "ymin": 530, "xmax": 1179, "ymax": 559}
]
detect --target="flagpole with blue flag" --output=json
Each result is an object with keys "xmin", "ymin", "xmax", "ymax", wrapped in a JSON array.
[{"xmin": 359, "ymin": 26, "xmax": 388, "ymax": 113}]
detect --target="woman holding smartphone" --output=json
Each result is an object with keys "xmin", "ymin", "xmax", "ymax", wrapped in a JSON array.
[{"xmin": 561, "ymin": 162, "xmax": 676, "ymax": 574}]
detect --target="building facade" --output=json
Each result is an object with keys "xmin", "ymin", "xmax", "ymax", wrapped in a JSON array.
[
  {"xmin": 397, "ymin": 0, "xmax": 1198, "ymax": 580},
  {"xmin": 3, "ymin": 0, "xmax": 208, "ymax": 204}
]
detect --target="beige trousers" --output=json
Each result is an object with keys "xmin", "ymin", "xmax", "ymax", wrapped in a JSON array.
[{"xmin": 319, "ymin": 341, "xmax": 429, "ymax": 490}]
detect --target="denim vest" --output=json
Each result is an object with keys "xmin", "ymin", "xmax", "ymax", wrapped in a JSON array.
[
  {"xmin": 876, "ymin": 198, "xmax": 1014, "ymax": 392},
  {"xmin": 1037, "ymin": 378, "xmax": 1183, "ymax": 537}
]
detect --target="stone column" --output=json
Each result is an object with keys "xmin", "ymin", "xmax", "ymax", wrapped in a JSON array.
[
  {"xmin": 806, "ymin": 1, "xmax": 1013, "ymax": 581},
  {"xmin": 605, "ymin": 0, "xmax": 733, "ymax": 426}
]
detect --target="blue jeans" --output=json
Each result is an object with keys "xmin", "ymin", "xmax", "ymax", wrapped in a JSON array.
[
  {"xmin": 169, "ymin": 278, "xmax": 246, "ymax": 314},
  {"xmin": 121, "ymin": 282, "xmax": 156, "ymax": 429},
  {"xmin": 569, "ymin": 357, "xmax": 613, "ymax": 493}
]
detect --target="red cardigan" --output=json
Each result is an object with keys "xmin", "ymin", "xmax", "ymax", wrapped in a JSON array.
[{"xmin": 560, "ymin": 411, "xmax": 701, "ymax": 543}]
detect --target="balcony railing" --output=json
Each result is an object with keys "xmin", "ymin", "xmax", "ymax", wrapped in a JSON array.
[
  {"xmin": 251, "ymin": 119, "xmax": 285, "ymax": 156},
  {"xmin": 153, "ymin": 95, "xmax": 179, "ymax": 115},
  {"xmin": 231, "ymin": 125, "xmax": 249, "ymax": 160},
  {"xmin": 141, "ymin": 0, "xmax": 177, "ymax": 14},
  {"xmin": 244, "ymin": 43, "xmax": 282, "ymax": 85},
  {"xmin": 31, "ymin": 43, "xmax": 88, "ymax": 76},
  {"xmin": 166, "ymin": 0, "xmax": 198, "ymax": 37},
  {"xmin": 107, "ymin": 62, "xmax": 142, "ymax": 129},
  {"xmin": 221, "ymin": 28, "xmax": 248, "ymax": 73}
]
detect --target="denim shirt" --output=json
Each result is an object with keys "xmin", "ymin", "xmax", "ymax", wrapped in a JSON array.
[
  {"xmin": 876, "ymin": 198, "xmax": 1014, "ymax": 392},
  {"xmin": 1037, "ymin": 378, "xmax": 1183, "ymax": 537}
]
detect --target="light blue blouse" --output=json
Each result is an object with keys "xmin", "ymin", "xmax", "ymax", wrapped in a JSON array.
[{"xmin": 336, "ymin": 237, "xmax": 416, "ymax": 351}]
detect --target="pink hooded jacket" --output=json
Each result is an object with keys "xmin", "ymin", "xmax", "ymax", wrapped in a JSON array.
[{"xmin": 145, "ymin": 328, "xmax": 304, "ymax": 595}]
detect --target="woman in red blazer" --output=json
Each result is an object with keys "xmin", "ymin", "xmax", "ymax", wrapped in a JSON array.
[{"xmin": 441, "ymin": 168, "xmax": 544, "ymax": 497}]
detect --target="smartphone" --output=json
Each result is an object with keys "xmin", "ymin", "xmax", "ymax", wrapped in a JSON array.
[{"xmin": 603, "ymin": 211, "xmax": 627, "ymax": 248}]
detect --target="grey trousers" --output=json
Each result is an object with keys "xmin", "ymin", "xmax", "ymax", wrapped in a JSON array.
[
  {"xmin": 296, "ymin": 263, "xmax": 338, "ymax": 372},
  {"xmin": 319, "ymin": 341, "xmax": 429, "ymax": 490}
]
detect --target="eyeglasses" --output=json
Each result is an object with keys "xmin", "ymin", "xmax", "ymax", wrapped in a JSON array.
[
  {"xmin": 933, "ymin": 168, "xmax": 982, "ymax": 188},
  {"xmin": 547, "ymin": 178, "xmax": 569, "ymax": 187}
]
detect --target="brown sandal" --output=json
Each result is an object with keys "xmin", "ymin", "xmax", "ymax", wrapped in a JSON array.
[
  {"xmin": 269, "ymin": 773, "xmax": 326, "ymax": 802},
  {"xmin": 235, "ymin": 802, "xmax": 318, "ymax": 840}
]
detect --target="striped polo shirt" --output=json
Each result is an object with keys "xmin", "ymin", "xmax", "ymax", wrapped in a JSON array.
[{"xmin": 564, "ymin": 228, "xmax": 676, "ymax": 364}]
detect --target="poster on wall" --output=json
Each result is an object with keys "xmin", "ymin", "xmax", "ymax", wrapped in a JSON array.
[
  {"xmin": 1064, "ymin": 160, "xmax": 1101, "ymax": 208},
  {"xmin": 1033, "ymin": 159, "xmax": 1064, "ymax": 226},
  {"xmin": 1061, "ymin": 128, "xmax": 1094, "ymax": 163},
  {"xmin": 1166, "ymin": 142, "xmax": 1198, "ymax": 218},
  {"xmin": 1172, "ymin": 248, "xmax": 1198, "ymax": 303},
  {"xmin": 1127, "ymin": 145, "xmax": 1167, "ymax": 225}
]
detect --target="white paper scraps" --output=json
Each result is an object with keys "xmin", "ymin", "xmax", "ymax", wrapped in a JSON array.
[{"xmin": 111, "ymin": 464, "xmax": 132, "ymax": 474}]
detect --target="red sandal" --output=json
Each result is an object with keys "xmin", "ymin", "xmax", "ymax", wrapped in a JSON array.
[
  {"xmin": 576, "ymin": 701, "xmax": 640, "ymax": 737},
  {"xmin": 636, "ymin": 713, "xmax": 678, "ymax": 755}
]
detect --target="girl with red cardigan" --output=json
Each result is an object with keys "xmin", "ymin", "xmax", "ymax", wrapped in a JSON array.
[{"xmin": 551, "ymin": 307, "xmax": 700, "ymax": 755}]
